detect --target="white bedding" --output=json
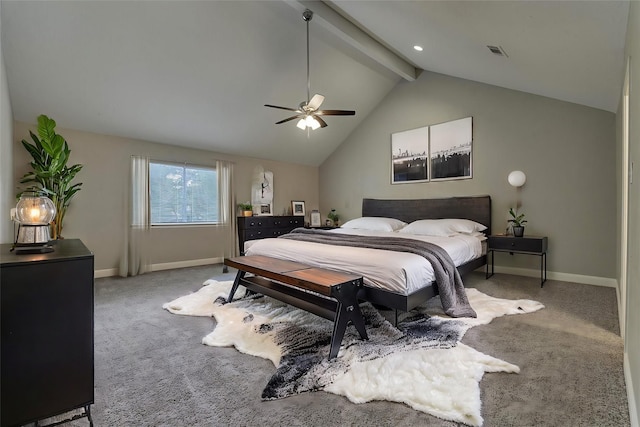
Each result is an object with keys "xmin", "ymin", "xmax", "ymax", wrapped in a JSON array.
[{"xmin": 244, "ymin": 228, "xmax": 484, "ymax": 295}]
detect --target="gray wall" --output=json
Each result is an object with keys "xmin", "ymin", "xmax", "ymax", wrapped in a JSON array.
[
  {"xmin": 319, "ymin": 71, "xmax": 616, "ymax": 280},
  {"xmin": 0, "ymin": 3, "xmax": 14, "ymax": 244},
  {"xmin": 12, "ymin": 121, "xmax": 319, "ymax": 271},
  {"xmin": 620, "ymin": 1, "xmax": 640, "ymax": 423}
]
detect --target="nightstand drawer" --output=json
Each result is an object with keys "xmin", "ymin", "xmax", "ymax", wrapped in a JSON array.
[{"xmin": 488, "ymin": 236, "xmax": 548, "ymax": 253}]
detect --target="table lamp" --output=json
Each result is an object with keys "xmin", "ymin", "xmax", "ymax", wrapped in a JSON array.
[{"xmin": 13, "ymin": 194, "xmax": 56, "ymax": 253}]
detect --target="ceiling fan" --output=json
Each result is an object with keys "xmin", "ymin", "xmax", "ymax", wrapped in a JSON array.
[{"xmin": 264, "ymin": 9, "xmax": 355, "ymax": 131}]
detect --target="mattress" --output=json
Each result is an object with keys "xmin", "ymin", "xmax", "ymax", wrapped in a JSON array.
[{"xmin": 243, "ymin": 228, "xmax": 484, "ymax": 295}]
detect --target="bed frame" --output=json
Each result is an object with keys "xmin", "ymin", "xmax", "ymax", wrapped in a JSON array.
[{"xmin": 358, "ymin": 195, "xmax": 492, "ymax": 312}]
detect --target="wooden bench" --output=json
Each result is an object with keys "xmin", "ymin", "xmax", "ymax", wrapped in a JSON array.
[{"xmin": 224, "ymin": 255, "xmax": 368, "ymax": 359}]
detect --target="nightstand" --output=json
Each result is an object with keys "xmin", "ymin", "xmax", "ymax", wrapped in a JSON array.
[{"xmin": 486, "ymin": 235, "xmax": 548, "ymax": 287}]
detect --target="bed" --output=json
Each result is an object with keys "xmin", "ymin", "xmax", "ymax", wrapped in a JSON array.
[{"xmin": 243, "ymin": 195, "xmax": 492, "ymax": 314}]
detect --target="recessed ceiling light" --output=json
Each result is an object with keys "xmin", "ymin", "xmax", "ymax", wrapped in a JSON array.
[{"xmin": 413, "ymin": 45, "xmax": 423, "ymax": 52}]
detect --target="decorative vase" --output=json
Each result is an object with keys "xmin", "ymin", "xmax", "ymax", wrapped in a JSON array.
[{"xmin": 513, "ymin": 226, "xmax": 525, "ymax": 237}]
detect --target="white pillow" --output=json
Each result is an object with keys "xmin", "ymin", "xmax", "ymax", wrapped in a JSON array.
[
  {"xmin": 340, "ymin": 217, "xmax": 408, "ymax": 232},
  {"xmin": 398, "ymin": 218, "xmax": 487, "ymax": 237}
]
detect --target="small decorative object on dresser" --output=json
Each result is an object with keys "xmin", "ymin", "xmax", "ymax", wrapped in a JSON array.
[
  {"xmin": 486, "ymin": 235, "xmax": 548, "ymax": 287},
  {"xmin": 291, "ymin": 201, "xmax": 305, "ymax": 216},
  {"xmin": 508, "ymin": 208, "xmax": 527, "ymax": 237},
  {"xmin": 310, "ymin": 210, "xmax": 321, "ymax": 227},
  {"xmin": 238, "ymin": 202, "xmax": 253, "ymax": 217},
  {"xmin": 327, "ymin": 209, "xmax": 339, "ymax": 227}
]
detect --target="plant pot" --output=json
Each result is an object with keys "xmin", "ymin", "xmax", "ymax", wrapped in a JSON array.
[
  {"xmin": 513, "ymin": 226, "xmax": 525, "ymax": 237},
  {"xmin": 243, "ymin": 210, "xmax": 253, "ymax": 217}
]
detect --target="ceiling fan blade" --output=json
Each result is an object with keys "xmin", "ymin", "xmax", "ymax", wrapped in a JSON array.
[
  {"xmin": 315, "ymin": 110, "xmax": 356, "ymax": 116},
  {"xmin": 307, "ymin": 94, "xmax": 325, "ymax": 111},
  {"xmin": 275, "ymin": 115, "xmax": 303, "ymax": 124},
  {"xmin": 265, "ymin": 104, "xmax": 301, "ymax": 112},
  {"xmin": 314, "ymin": 115, "xmax": 328, "ymax": 128}
]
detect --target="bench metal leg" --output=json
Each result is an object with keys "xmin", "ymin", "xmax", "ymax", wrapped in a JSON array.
[
  {"xmin": 228, "ymin": 270, "xmax": 246, "ymax": 302},
  {"xmin": 329, "ymin": 280, "xmax": 368, "ymax": 359}
]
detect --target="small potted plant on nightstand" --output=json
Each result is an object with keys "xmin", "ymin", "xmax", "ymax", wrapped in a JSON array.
[
  {"xmin": 238, "ymin": 202, "xmax": 253, "ymax": 217},
  {"xmin": 327, "ymin": 209, "xmax": 340, "ymax": 227},
  {"xmin": 508, "ymin": 208, "xmax": 527, "ymax": 237}
]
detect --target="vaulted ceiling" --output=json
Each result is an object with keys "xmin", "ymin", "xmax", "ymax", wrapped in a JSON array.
[{"xmin": 1, "ymin": 1, "xmax": 629, "ymax": 166}]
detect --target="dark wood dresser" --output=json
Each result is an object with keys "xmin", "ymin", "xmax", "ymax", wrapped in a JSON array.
[
  {"xmin": 0, "ymin": 239, "xmax": 94, "ymax": 427},
  {"xmin": 237, "ymin": 215, "xmax": 304, "ymax": 254}
]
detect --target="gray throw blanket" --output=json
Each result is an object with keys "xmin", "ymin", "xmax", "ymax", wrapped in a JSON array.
[{"xmin": 279, "ymin": 228, "xmax": 477, "ymax": 318}]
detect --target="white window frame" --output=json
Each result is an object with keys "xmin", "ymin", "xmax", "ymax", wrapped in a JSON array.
[{"xmin": 149, "ymin": 160, "xmax": 219, "ymax": 226}]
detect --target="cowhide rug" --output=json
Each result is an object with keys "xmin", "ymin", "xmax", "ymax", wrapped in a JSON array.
[{"xmin": 163, "ymin": 280, "xmax": 544, "ymax": 426}]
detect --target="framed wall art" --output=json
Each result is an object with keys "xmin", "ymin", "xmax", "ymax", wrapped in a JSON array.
[
  {"xmin": 391, "ymin": 125, "xmax": 429, "ymax": 184},
  {"xmin": 390, "ymin": 117, "xmax": 472, "ymax": 184},
  {"xmin": 429, "ymin": 116, "xmax": 472, "ymax": 181}
]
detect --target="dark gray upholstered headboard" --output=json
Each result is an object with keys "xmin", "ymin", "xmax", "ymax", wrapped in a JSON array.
[{"xmin": 362, "ymin": 195, "xmax": 492, "ymax": 235}]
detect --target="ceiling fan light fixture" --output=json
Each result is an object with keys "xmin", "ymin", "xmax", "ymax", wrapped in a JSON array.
[
  {"xmin": 264, "ymin": 9, "xmax": 355, "ymax": 130},
  {"xmin": 308, "ymin": 116, "xmax": 321, "ymax": 130},
  {"xmin": 297, "ymin": 115, "xmax": 321, "ymax": 130}
]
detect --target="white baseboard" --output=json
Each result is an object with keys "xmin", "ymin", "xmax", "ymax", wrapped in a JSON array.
[
  {"xmin": 94, "ymin": 268, "xmax": 118, "ymax": 279},
  {"xmin": 150, "ymin": 257, "xmax": 223, "ymax": 272},
  {"xmin": 483, "ymin": 265, "xmax": 617, "ymax": 288},
  {"xmin": 625, "ymin": 352, "xmax": 639, "ymax": 427},
  {"xmin": 98, "ymin": 259, "xmax": 616, "ymax": 288},
  {"xmin": 94, "ymin": 257, "xmax": 223, "ymax": 278}
]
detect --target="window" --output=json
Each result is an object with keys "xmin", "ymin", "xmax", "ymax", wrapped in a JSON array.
[{"xmin": 149, "ymin": 161, "xmax": 218, "ymax": 225}]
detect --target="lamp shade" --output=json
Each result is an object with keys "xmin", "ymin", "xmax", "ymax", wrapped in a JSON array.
[
  {"xmin": 508, "ymin": 170, "xmax": 527, "ymax": 188},
  {"xmin": 15, "ymin": 194, "xmax": 56, "ymax": 225}
]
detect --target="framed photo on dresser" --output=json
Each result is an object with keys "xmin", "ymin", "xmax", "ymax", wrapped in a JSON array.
[
  {"xmin": 291, "ymin": 201, "xmax": 305, "ymax": 216},
  {"xmin": 310, "ymin": 210, "xmax": 321, "ymax": 227},
  {"xmin": 257, "ymin": 203, "xmax": 273, "ymax": 216}
]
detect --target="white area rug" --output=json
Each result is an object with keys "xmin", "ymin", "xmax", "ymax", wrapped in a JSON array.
[{"xmin": 164, "ymin": 280, "xmax": 544, "ymax": 426}]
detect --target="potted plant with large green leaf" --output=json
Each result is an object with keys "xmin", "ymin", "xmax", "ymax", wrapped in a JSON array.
[
  {"xmin": 18, "ymin": 115, "xmax": 83, "ymax": 239},
  {"xmin": 508, "ymin": 208, "xmax": 527, "ymax": 237}
]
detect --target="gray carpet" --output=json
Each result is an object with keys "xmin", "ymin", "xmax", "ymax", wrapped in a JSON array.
[{"xmin": 50, "ymin": 266, "xmax": 629, "ymax": 426}]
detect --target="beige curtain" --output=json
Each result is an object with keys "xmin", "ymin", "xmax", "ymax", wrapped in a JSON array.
[
  {"xmin": 119, "ymin": 155, "xmax": 151, "ymax": 277},
  {"xmin": 217, "ymin": 160, "xmax": 236, "ymax": 271}
]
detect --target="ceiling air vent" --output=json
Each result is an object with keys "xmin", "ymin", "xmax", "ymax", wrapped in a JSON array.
[{"xmin": 487, "ymin": 45, "xmax": 508, "ymax": 57}]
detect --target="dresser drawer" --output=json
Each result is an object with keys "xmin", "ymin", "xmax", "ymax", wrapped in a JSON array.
[
  {"xmin": 243, "ymin": 228, "xmax": 290, "ymax": 240},
  {"xmin": 238, "ymin": 216, "xmax": 304, "ymax": 230},
  {"xmin": 237, "ymin": 216, "xmax": 305, "ymax": 253},
  {"xmin": 488, "ymin": 236, "xmax": 548, "ymax": 253}
]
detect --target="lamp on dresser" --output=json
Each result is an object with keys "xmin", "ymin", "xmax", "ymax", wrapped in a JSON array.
[{"xmin": 12, "ymin": 193, "xmax": 57, "ymax": 254}]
